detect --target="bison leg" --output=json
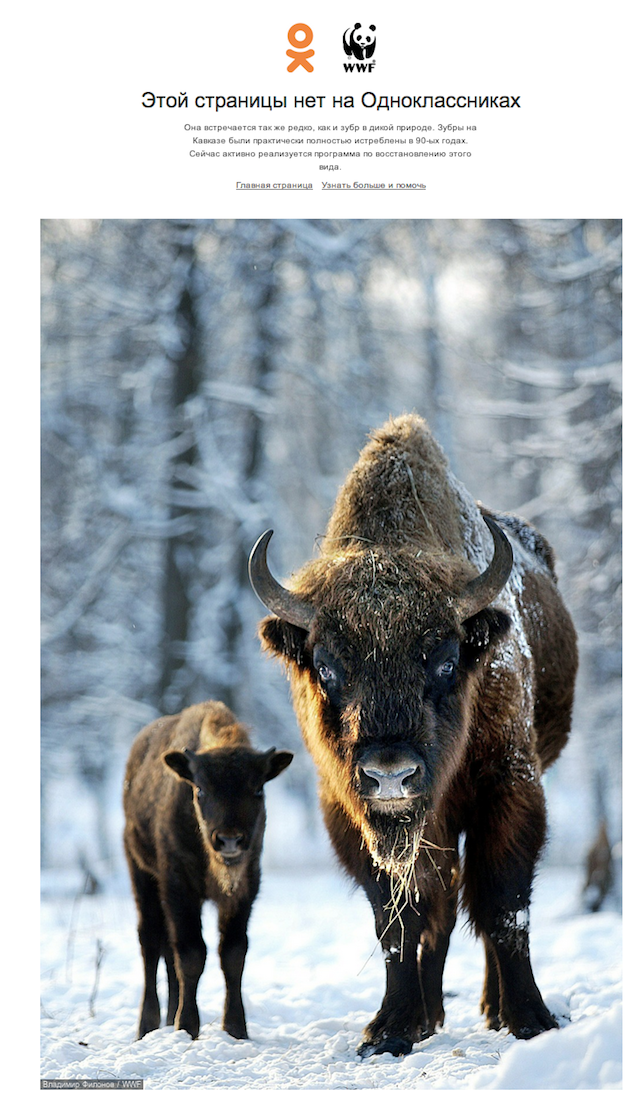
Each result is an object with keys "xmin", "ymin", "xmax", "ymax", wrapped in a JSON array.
[
  {"xmin": 165, "ymin": 944, "xmax": 179, "ymax": 1027},
  {"xmin": 464, "ymin": 780, "xmax": 558, "ymax": 1039},
  {"xmin": 162, "ymin": 877, "xmax": 206, "ymax": 1040},
  {"xmin": 217, "ymin": 899, "xmax": 251, "ymax": 1040},
  {"xmin": 480, "ymin": 937, "xmax": 502, "ymax": 1030},
  {"xmin": 483, "ymin": 923, "xmax": 558, "ymax": 1039},
  {"xmin": 357, "ymin": 876, "xmax": 426, "ymax": 1058},
  {"xmin": 418, "ymin": 891, "xmax": 457, "ymax": 1035},
  {"xmin": 478, "ymin": 919, "xmax": 556, "ymax": 1040},
  {"xmin": 125, "ymin": 855, "xmax": 167, "ymax": 1039}
]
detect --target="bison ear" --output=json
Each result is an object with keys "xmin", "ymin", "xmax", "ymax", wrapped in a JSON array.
[
  {"xmin": 259, "ymin": 615, "xmax": 308, "ymax": 668},
  {"xmin": 164, "ymin": 749, "xmax": 196, "ymax": 782},
  {"xmin": 461, "ymin": 606, "xmax": 511, "ymax": 670},
  {"xmin": 261, "ymin": 748, "xmax": 294, "ymax": 782}
]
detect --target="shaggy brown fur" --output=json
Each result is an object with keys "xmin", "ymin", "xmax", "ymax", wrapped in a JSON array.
[
  {"xmin": 123, "ymin": 701, "xmax": 292, "ymax": 1041},
  {"xmin": 253, "ymin": 414, "xmax": 578, "ymax": 1058}
]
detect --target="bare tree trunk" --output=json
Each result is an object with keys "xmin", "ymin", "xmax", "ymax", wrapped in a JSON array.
[
  {"xmin": 159, "ymin": 227, "xmax": 199, "ymax": 714},
  {"xmin": 216, "ymin": 223, "xmax": 285, "ymax": 713}
]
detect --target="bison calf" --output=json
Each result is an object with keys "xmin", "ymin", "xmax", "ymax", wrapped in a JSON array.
[{"xmin": 123, "ymin": 700, "xmax": 293, "ymax": 1041}]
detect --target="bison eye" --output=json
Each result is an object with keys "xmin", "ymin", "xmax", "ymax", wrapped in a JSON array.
[
  {"xmin": 254, "ymin": 787, "xmax": 264, "ymax": 798},
  {"xmin": 317, "ymin": 663, "xmax": 336, "ymax": 685},
  {"xmin": 438, "ymin": 660, "xmax": 456, "ymax": 677},
  {"xmin": 312, "ymin": 646, "xmax": 343, "ymax": 701}
]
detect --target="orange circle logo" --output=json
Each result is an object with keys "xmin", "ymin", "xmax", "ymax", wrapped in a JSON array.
[{"xmin": 288, "ymin": 24, "xmax": 313, "ymax": 48}]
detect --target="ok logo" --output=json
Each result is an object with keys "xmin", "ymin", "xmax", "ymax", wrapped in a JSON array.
[{"xmin": 287, "ymin": 24, "xmax": 314, "ymax": 72}]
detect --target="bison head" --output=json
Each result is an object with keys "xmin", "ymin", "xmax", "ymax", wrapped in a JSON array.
[
  {"xmin": 164, "ymin": 746, "xmax": 293, "ymax": 867},
  {"xmin": 249, "ymin": 519, "xmax": 512, "ymax": 878}
]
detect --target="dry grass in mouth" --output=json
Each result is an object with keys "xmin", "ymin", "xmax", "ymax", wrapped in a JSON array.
[
  {"xmin": 357, "ymin": 822, "xmax": 454, "ymax": 974},
  {"xmin": 365, "ymin": 819, "xmax": 455, "ymax": 961}
]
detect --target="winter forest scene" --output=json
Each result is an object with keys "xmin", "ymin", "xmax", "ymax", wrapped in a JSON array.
[{"xmin": 41, "ymin": 218, "xmax": 622, "ymax": 1092}]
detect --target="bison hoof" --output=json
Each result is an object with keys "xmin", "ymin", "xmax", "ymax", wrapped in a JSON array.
[
  {"xmin": 176, "ymin": 1017, "xmax": 199, "ymax": 1040},
  {"xmin": 357, "ymin": 1035, "xmax": 413, "ymax": 1059},
  {"xmin": 506, "ymin": 1003, "xmax": 558, "ymax": 1039},
  {"xmin": 224, "ymin": 1024, "xmax": 249, "ymax": 1041},
  {"xmin": 137, "ymin": 1007, "xmax": 160, "ymax": 1040},
  {"xmin": 136, "ymin": 1021, "xmax": 158, "ymax": 1041},
  {"xmin": 511, "ymin": 1013, "xmax": 558, "ymax": 1039},
  {"xmin": 481, "ymin": 1006, "xmax": 504, "ymax": 1032}
]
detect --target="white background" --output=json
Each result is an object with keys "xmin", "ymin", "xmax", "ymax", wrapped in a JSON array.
[
  {"xmin": 11, "ymin": 0, "xmax": 633, "ymax": 215},
  {"xmin": 4, "ymin": 1, "xmax": 635, "ymax": 1102}
]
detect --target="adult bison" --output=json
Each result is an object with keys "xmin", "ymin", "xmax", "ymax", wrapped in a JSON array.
[{"xmin": 249, "ymin": 414, "xmax": 577, "ymax": 1058}]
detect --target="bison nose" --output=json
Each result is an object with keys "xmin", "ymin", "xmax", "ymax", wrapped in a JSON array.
[
  {"xmin": 215, "ymin": 834, "xmax": 244, "ymax": 856},
  {"xmin": 357, "ymin": 761, "xmax": 420, "ymax": 800}
]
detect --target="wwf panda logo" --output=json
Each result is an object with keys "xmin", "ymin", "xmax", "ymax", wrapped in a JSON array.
[{"xmin": 343, "ymin": 23, "xmax": 377, "ymax": 61}]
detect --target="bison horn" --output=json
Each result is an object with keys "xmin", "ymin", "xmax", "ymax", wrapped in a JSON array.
[
  {"xmin": 456, "ymin": 515, "xmax": 513, "ymax": 620},
  {"xmin": 248, "ymin": 530, "xmax": 315, "ymax": 630}
]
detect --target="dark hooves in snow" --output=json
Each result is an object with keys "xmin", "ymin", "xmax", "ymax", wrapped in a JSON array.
[
  {"xmin": 357, "ymin": 1035, "xmax": 413, "ymax": 1059},
  {"xmin": 512, "ymin": 1014, "xmax": 559, "ymax": 1039}
]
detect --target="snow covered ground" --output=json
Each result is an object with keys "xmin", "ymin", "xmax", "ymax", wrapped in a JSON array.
[{"xmin": 41, "ymin": 862, "xmax": 621, "ymax": 1091}]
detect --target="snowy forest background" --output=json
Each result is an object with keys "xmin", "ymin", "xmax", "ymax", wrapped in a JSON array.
[{"xmin": 41, "ymin": 218, "xmax": 622, "ymax": 887}]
